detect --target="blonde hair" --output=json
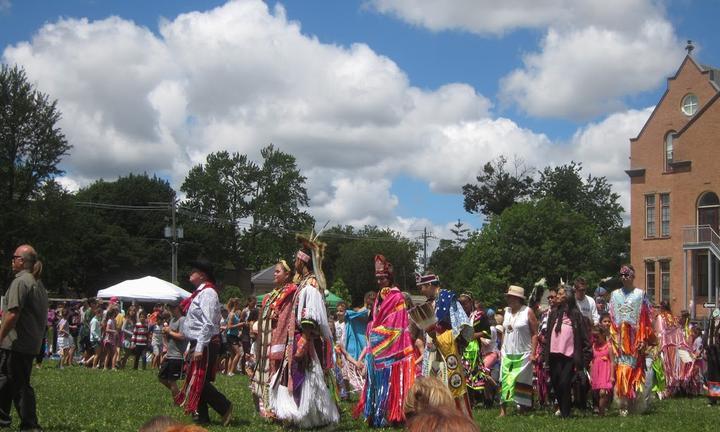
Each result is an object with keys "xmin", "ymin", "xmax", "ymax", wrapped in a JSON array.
[
  {"xmin": 404, "ymin": 376, "xmax": 455, "ymax": 417},
  {"xmin": 406, "ymin": 406, "xmax": 478, "ymax": 432}
]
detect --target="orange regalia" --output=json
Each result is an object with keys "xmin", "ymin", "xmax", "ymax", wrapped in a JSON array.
[{"xmin": 608, "ymin": 287, "xmax": 653, "ymax": 401}]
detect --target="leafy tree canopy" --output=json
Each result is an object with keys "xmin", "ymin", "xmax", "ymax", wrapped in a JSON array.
[
  {"xmin": 324, "ymin": 226, "xmax": 419, "ymax": 306},
  {"xmin": 0, "ymin": 64, "xmax": 71, "ymax": 282},
  {"xmin": 462, "ymin": 155, "xmax": 534, "ymax": 218},
  {"xmin": 458, "ymin": 198, "xmax": 600, "ymax": 309}
]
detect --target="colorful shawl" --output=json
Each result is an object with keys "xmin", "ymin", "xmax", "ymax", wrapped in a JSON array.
[
  {"xmin": 269, "ymin": 283, "xmax": 298, "ymax": 364},
  {"xmin": 355, "ymin": 287, "xmax": 415, "ymax": 427}
]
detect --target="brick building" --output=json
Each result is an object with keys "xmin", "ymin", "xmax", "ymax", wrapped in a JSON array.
[{"xmin": 627, "ymin": 48, "xmax": 720, "ymax": 318}]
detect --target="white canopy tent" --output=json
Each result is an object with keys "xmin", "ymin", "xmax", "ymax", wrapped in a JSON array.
[{"xmin": 97, "ymin": 276, "xmax": 191, "ymax": 304}]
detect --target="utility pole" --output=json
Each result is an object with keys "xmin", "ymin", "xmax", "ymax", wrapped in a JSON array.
[
  {"xmin": 171, "ymin": 197, "xmax": 178, "ymax": 285},
  {"xmin": 153, "ymin": 196, "xmax": 183, "ymax": 285},
  {"xmin": 423, "ymin": 227, "xmax": 428, "ymax": 272}
]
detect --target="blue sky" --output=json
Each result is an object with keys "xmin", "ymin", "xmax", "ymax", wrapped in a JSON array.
[{"xmin": 2, "ymin": 0, "xmax": 719, "ymax": 242}]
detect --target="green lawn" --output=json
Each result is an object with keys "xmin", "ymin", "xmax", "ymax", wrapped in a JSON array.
[{"xmin": 9, "ymin": 362, "xmax": 718, "ymax": 431}]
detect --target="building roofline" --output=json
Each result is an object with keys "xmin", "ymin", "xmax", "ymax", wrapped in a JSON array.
[
  {"xmin": 675, "ymin": 91, "xmax": 720, "ymax": 137},
  {"xmin": 631, "ymin": 55, "xmax": 717, "ymax": 143}
]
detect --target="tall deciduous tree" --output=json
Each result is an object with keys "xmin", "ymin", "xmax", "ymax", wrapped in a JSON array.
[
  {"xmin": 462, "ymin": 155, "xmax": 534, "ymax": 218},
  {"xmin": 181, "ymin": 145, "xmax": 313, "ymax": 272},
  {"xmin": 181, "ymin": 151, "xmax": 257, "ymax": 268},
  {"xmin": 0, "ymin": 65, "xmax": 71, "ymax": 279},
  {"xmin": 73, "ymin": 174, "xmax": 176, "ymax": 295},
  {"xmin": 458, "ymin": 198, "xmax": 599, "ymax": 308},
  {"xmin": 532, "ymin": 161, "xmax": 624, "ymax": 276},
  {"xmin": 245, "ymin": 144, "xmax": 313, "ymax": 269},
  {"xmin": 328, "ymin": 226, "xmax": 419, "ymax": 306}
]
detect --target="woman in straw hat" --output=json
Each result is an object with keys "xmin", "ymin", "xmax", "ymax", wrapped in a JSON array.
[{"xmin": 498, "ymin": 285, "xmax": 538, "ymax": 416}]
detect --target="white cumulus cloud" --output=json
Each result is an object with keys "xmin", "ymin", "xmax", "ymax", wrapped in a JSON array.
[
  {"xmin": 500, "ymin": 20, "xmax": 683, "ymax": 119},
  {"xmin": 369, "ymin": 0, "xmax": 684, "ymax": 120},
  {"xmin": 2, "ymin": 0, "xmax": 650, "ymax": 234}
]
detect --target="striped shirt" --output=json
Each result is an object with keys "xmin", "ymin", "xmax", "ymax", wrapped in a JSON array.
[{"xmin": 132, "ymin": 322, "xmax": 149, "ymax": 346}]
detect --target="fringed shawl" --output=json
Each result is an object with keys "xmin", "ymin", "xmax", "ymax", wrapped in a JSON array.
[{"xmin": 355, "ymin": 287, "xmax": 415, "ymax": 427}]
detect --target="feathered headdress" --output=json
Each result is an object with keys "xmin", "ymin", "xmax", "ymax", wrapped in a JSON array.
[
  {"xmin": 529, "ymin": 277, "xmax": 547, "ymax": 305},
  {"xmin": 296, "ymin": 225, "xmax": 328, "ymax": 291},
  {"xmin": 375, "ymin": 254, "xmax": 393, "ymax": 278}
]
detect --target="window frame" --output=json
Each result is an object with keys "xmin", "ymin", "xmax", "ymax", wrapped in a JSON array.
[
  {"xmin": 645, "ymin": 194, "xmax": 656, "ymax": 238},
  {"xmin": 659, "ymin": 260, "xmax": 670, "ymax": 301},
  {"xmin": 660, "ymin": 193, "xmax": 670, "ymax": 237},
  {"xmin": 664, "ymin": 132, "xmax": 675, "ymax": 172},
  {"xmin": 646, "ymin": 261, "xmax": 656, "ymax": 304},
  {"xmin": 681, "ymin": 93, "xmax": 699, "ymax": 116}
]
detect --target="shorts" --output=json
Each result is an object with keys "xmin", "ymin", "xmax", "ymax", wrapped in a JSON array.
[
  {"xmin": 158, "ymin": 358, "xmax": 184, "ymax": 381},
  {"xmin": 81, "ymin": 336, "xmax": 93, "ymax": 352},
  {"xmin": 152, "ymin": 344, "xmax": 161, "ymax": 356},
  {"xmin": 227, "ymin": 335, "xmax": 240, "ymax": 346}
]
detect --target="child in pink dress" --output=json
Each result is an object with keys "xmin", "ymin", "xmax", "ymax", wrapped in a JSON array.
[{"xmin": 591, "ymin": 326, "xmax": 614, "ymax": 415}]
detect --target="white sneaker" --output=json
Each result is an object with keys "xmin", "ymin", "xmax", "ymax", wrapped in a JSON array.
[
  {"xmin": 619, "ymin": 409, "xmax": 628, "ymax": 417},
  {"xmin": 555, "ymin": 409, "xmax": 561, "ymax": 416}
]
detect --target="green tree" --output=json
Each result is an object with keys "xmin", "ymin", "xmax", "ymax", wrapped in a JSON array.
[
  {"xmin": 329, "ymin": 277, "xmax": 351, "ymax": 304},
  {"xmin": 181, "ymin": 145, "xmax": 314, "ymax": 272},
  {"xmin": 462, "ymin": 155, "xmax": 534, "ymax": 218},
  {"xmin": 0, "ymin": 65, "xmax": 71, "ymax": 281},
  {"xmin": 25, "ymin": 180, "xmax": 79, "ymax": 294},
  {"xmin": 533, "ymin": 161, "xmax": 623, "ymax": 235},
  {"xmin": 181, "ymin": 150, "xmax": 257, "ymax": 269},
  {"xmin": 532, "ymin": 162, "xmax": 625, "ymax": 276},
  {"xmin": 244, "ymin": 144, "xmax": 314, "ymax": 269},
  {"xmin": 427, "ymin": 239, "xmax": 464, "ymax": 291},
  {"xmin": 450, "ymin": 219, "xmax": 470, "ymax": 245},
  {"xmin": 458, "ymin": 199, "xmax": 599, "ymax": 309},
  {"xmin": 72, "ymin": 174, "xmax": 176, "ymax": 295},
  {"xmin": 329, "ymin": 226, "xmax": 419, "ymax": 306}
]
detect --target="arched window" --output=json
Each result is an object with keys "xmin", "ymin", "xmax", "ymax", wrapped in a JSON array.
[
  {"xmin": 699, "ymin": 192, "xmax": 720, "ymax": 208},
  {"xmin": 697, "ymin": 192, "xmax": 719, "ymax": 235},
  {"xmin": 664, "ymin": 132, "xmax": 675, "ymax": 171}
]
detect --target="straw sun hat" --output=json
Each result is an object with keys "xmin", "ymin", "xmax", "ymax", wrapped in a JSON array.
[{"xmin": 505, "ymin": 285, "xmax": 526, "ymax": 300}]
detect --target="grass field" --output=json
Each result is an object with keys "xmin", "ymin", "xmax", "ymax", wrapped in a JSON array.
[{"xmin": 8, "ymin": 361, "xmax": 719, "ymax": 431}]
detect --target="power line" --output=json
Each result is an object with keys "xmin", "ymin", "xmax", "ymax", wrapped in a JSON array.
[{"xmin": 75, "ymin": 202, "xmax": 168, "ymax": 211}]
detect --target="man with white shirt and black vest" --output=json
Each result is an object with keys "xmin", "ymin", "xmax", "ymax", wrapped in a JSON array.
[{"xmin": 175, "ymin": 259, "xmax": 232, "ymax": 426}]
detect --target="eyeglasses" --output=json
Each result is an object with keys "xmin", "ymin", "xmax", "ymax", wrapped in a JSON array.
[{"xmin": 11, "ymin": 255, "xmax": 22, "ymax": 260}]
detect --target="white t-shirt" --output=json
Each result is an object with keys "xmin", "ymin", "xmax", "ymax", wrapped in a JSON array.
[{"xmin": 576, "ymin": 295, "xmax": 599, "ymax": 325}]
